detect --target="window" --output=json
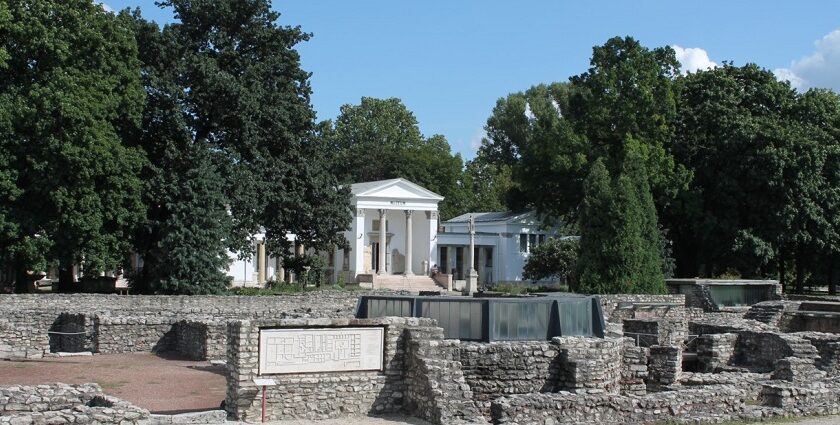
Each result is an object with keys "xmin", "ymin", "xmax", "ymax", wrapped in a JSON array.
[
  {"xmin": 539, "ymin": 234, "xmax": 546, "ymax": 246},
  {"xmin": 343, "ymin": 250, "xmax": 350, "ymax": 271},
  {"xmin": 519, "ymin": 234, "xmax": 528, "ymax": 252},
  {"xmin": 529, "ymin": 234, "xmax": 537, "ymax": 251},
  {"xmin": 485, "ymin": 248, "xmax": 493, "ymax": 267}
]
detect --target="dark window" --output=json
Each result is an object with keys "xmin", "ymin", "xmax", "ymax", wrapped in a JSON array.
[{"xmin": 519, "ymin": 234, "xmax": 527, "ymax": 252}]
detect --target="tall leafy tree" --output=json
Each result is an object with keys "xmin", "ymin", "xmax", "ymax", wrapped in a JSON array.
[
  {"xmin": 672, "ymin": 64, "xmax": 797, "ymax": 280},
  {"xmin": 569, "ymin": 36, "xmax": 690, "ymax": 209},
  {"xmin": 0, "ymin": 0, "xmax": 146, "ymax": 291},
  {"xmin": 130, "ymin": 0, "xmax": 350, "ymax": 293}
]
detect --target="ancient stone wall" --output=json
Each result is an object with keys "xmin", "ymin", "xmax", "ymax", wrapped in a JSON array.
[
  {"xmin": 599, "ymin": 294, "xmax": 685, "ymax": 322},
  {"xmin": 0, "ymin": 383, "xmax": 148, "ymax": 424},
  {"xmin": 459, "ymin": 341, "xmax": 559, "ymax": 407},
  {"xmin": 733, "ymin": 331, "xmax": 819, "ymax": 372},
  {"xmin": 553, "ymin": 336, "xmax": 623, "ymax": 394},
  {"xmin": 619, "ymin": 340, "xmax": 648, "ymax": 396},
  {"xmin": 696, "ymin": 333, "xmax": 738, "ymax": 372},
  {"xmin": 646, "ymin": 345, "xmax": 682, "ymax": 391},
  {"xmin": 0, "ymin": 291, "xmax": 380, "ymax": 360},
  {"xmin": 403, "ymin": 328, "xmax": 486, "ymax": 424},
  {"xmin": 225, "ymin": 317, "xmax": 425, "ymax": 422},
  {"xmin": 490, "ymin": 386, "xmax": 747, "ymax": 425}
]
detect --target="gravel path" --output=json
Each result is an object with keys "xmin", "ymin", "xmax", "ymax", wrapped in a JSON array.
[
  {"xmin": 787, "ymin": 416, "xmax": 840, "ymax": 425},
  {"xmin": 0, "ymin": 353, "xmax": 226, "ymax": 413}
]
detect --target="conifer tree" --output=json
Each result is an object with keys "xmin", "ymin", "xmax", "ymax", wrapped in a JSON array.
[{"xmin": 578, "ymin": 149, "xmax": 664, "ymax": 294}]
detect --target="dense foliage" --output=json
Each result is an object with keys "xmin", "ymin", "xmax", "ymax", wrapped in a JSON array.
[
  {"xmin": 0, "ymin": 0, "xmax": 146, "ymax": 291},
  {"xmin": 320, "ymin": 97, "xmax": 469, "ymax": 219},
  {"xmin": 126, "ymin": 0, "xmax": 351, "ymax": 294},
  {"xmin": 479, "ymin": 37, "xmax": 840, "ymax": 294},
  {"xmin": 522, "ymin": 238, "xmax": 580, "ymax": 289}
]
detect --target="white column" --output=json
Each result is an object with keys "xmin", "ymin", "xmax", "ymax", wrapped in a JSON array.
[
  {"xmin": 353, "ymin": 209, "xmax": 365, "ymax": 277},
  {"xmin": 378, "ymin": 209, "xmax": 387, "ymax": 275},
  {"xmin": 257, "ymin": 241, "xmax": 266, "ymax": 285},
  {"xmin": 404, "ymin": 210, "xmax": 414, "ymax": 275},
  {"xmin": 428, "ymin": 210, "xmax": 438, "ymax": 274},
  {"xmin": 466, "ymin": 215, "xmax": 478, "ymax": 294}
]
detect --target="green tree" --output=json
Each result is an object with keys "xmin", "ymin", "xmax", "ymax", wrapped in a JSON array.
[
  {"xmin": 569, "ymin": 36, "xmax": 689, "ymax": 208},
  {"xmin": 672, "ymin": 64, "xmax": 799, "ymax": 281},
  {"xmin": 324, "ymin": 97, "xmax": 468, "ymax": 219},
  {"xmin": 0, "ymin": 0, "xmax": 146, "ymax": 291},
  {"xmin": 130, "ymin": 0, "xmax": 350, "ymax": 293},
  {"xmin": 577, "ymin": 151, "xmax": 664, "ymax": 294},
  {"xmin": 522, "ymin": 238, "xmax": 580, "ymax": 289}
]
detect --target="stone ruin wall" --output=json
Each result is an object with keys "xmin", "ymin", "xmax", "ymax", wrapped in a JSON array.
[
  {"xmin": 0, "ymin": 383, "xmax": 148, "ymax": 425},
  {"xmin": 0, "ymin": 291, "xmax": 385, "ymax": 360}
]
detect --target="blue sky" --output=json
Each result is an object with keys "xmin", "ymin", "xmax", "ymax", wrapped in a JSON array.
[{"xmin": 105, "ymin": 1, "xmax": 840, "ymax": 160}]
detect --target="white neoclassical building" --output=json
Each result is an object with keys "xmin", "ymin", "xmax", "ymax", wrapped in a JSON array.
[
  {"xmin": 332, "ymin": 178, "xmax": 443, "ymax": 287},
  {"xmin": 227, "ymin": 178, "xmax": 569, "ymax": 290}
]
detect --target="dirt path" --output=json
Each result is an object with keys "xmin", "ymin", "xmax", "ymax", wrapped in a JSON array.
[{"xmin": 0, "ymin": 353, "xmax": 226, "ymax": 413}]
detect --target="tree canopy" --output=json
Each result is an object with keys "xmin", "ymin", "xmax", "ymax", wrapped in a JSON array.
[
  {"xmin": 128, "ymin": 0, "xmax": 351, "ymax": 294},
  {"xmin": 322, "ymin": 97, "xmax": 469, "ymax": 219},
  {"xmin": 0, "ymin": 0, "xmax": 146, "ymax": 290}
]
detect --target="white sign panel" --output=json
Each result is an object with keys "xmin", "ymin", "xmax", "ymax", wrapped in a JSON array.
[{"xmin": 258, "ymin": 327, "xmax": 384, "ymax": 375}]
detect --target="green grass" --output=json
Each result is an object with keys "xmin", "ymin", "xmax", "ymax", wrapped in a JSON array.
[
  {"xmin": 486, "ymin": 283, "xmax": 570, "ymax": 295},
  {"xmin": 226, "ymin": 282, "xmax": 364, "ymax": 296}
]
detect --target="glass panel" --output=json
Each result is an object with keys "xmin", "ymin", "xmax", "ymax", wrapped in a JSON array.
[
  {"xmin": 520, "ymin": 234, "xmax": 527, "ymax": 252},
  {"xmin": 557, "ymin": 299, "xmax": 593, "ymax": 336}
]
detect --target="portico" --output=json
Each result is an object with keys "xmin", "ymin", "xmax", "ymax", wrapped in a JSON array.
[{"xmin": 335, "ymin": 179, "xmax": 442, "ymax": 285}]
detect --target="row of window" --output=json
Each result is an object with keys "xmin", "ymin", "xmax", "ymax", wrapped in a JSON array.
[{"xmin": 519, "ymin": 233, "xmax": 548, "ymax": 253}]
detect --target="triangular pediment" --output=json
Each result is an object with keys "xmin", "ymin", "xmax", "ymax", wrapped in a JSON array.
[{"xmin": 351, "ymin": 178, "xmax": 444, "ymax": 201}]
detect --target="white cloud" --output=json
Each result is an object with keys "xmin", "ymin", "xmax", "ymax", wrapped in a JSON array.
[
  {"xmin": 98, "ymin": 2, "xmax": 113, "ymax": 13},
  {"xmin": 469, "ymin": 128, "xmax": 486, "ymax": 152},
  {"xmin": 775, "ymin": 29, "xmax": 840, "ymax": 91},
  {"xmin": 672, "ymin": 45, "xmax": 718, "ymax": 74}
]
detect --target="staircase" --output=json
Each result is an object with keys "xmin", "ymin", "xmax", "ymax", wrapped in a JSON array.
[{"xmin": 374, "ymin": 274, "xmax": 445, "ymax": 292}]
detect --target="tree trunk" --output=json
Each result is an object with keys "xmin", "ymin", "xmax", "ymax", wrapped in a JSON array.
[
  {"xmin": 58, "ymin": 267, "xmax": 75, "ymax": 293},
  {"xmin": 14, "ymin": 264, "xmax": 29, "ymax": 293},
  {"xmin": 779, "ymin": 247, "xmax": 787, "ymax": 294},
  {"xmin": 795, "ymin": 249, "xmax": 805, "ymax": 294}
]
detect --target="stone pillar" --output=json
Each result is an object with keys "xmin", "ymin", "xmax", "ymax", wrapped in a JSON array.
[
  {"xmin": 353, "ymin": 209, "xmax": 365, "ymax": 277},
  {"xmin": 466, "ymin": 215, "xmax": 478, "ymax": 294},
  {"xmin": 378, "ymin": 209, "xmax": 387, "ymax": 275},
  {"xmin": 256, "ymin": 241, "xmax": 266, "ymax": 285},
  {"xmin": 428, "ymin": 211, "xmax": 438, "ymax": 274},
  {"xmin": 275, "ymin": 257, "xmax": 284, "ymax": 283},
  {"xmin": 404, "ymin": 210, "xmax": 414, "ymax": 275}
]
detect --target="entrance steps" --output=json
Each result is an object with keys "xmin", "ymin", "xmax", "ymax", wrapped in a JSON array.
[{"xmin": 373, "ymin": 274, "xmax": 444, "ymax": 292}]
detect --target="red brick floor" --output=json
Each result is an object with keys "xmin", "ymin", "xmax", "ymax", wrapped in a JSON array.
[{"xmin": 0, "ymin": 353, "xmax": 226, "ymax": 413}]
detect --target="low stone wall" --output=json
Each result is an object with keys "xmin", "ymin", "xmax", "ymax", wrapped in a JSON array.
[
  {"xmin": 0, "ymin": 291, "xmax": 383, "ymax": 360},
  {"xmin": 225, "ymin": 317, "xmax": 425, "ymax": 422},
  {"xmin": 0, "ymin": 383, "xmax": 148, "ymax": 424},
  {"xmin": 623, "ymin": 318, "xmax": 687, "ymax": 347},
  {"xmin": 733, "ymin": 331, "xmax": 819, "ymax": 372},
  {"xmin": 798, "ymin": 332, "xmax": 840, "ymax": 375},
  {"xmin": 459, "ymin": 342, "xmax": 559, "ymax": 406},
  {"xmin": 599, "ymin": 294, "xmax": 685, "ymax": 322},
  {"xmin": 696, "ymin": 333, "xmax": 738, "ymax": 372},
  {"xmin": 554, "ymin": 336, "xmax": 623, "ymax": 395},
  {"xmin": 490, "ymin": 386, "xmax": 748, "ymax": 424},
  {"xmin": 647, "ymin": 345, "xmax": 682, "ymax": 391},
  {"xmin": 620, "ymin": 340, "xmax": 648, "ymax": 396},
  {"xmin": 404, "ymin": 328, "xmax": 486, "ymax": 424}
]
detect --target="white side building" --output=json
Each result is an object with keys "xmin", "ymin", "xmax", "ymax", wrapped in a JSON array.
[{"xmin": 438, "ymin": 211, "xmax": 566, "ymax": 287}]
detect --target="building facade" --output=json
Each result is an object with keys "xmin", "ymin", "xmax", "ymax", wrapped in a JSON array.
[{"xmin": 438, "ymin": 211, "xmax": 567, "ymax": 287}]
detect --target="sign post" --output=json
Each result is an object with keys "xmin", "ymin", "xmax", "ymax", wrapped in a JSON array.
[{"xmin": 253, "ymin": 378, "xmax": 276, "ymax": 423}]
